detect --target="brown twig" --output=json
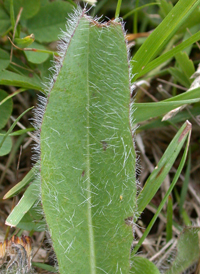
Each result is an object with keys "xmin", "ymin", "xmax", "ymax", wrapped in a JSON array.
[{"xmin": 157, "ymin": 78, "xmax": 187, "ymax": 91}]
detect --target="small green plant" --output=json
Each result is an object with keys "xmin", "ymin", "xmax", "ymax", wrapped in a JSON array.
[{"xmin": 1, "ymin": 0, "xmax": 200, "ymax": 273}]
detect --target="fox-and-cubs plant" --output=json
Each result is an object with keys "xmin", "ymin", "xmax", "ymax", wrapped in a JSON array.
[{"xmin": 36, "ymin": 7, "xmax": 137, "ymax": 274}]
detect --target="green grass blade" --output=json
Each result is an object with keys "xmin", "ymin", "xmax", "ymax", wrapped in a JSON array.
[
  {"xmin": 32, "ymin": 262, "xmax": 58, "ymax": 273},
  {"xmin": 0, "ymin": 106, "xmax": 33, "ymax": 150},
  {"xmin": 0, "ymin": 131, "xmax": 12, "ymax": 156},
  {"xmin": 133, "ymin": 98, "xmax": 200, "ymax": 124},
  {"xmin": 16, "ymin": 203, "xmax": 46, "ymax": 232},
  {"xmin": 133, "ymin": 0, "xmax": 139, "ymax": 34},
  {"xmin": 0, "ymin": 128, "xmax": 35, "ymax": 137},
  {"xmin": 132, "ymin": 86, "xmax": 200, "ymax": 124},
  {"xmin": 175, "ymin": 51, "xmax": 195, "ymax": 80},
  {"xmin": 0, "ymin": 134, "xmax": 25, "ymax": 185},
  {"xmin": 123, "ymin": 3, "xmax": 160, "ymax": 20},
  {"xmin": 0, "ymin": 89, "xmax": 13, "ymax": 129},
  {"xmin": 115, "ymin": 0, "xmax": 122, "ymax": 18},
  {"xmin": 181, "ymin": 208, "xmax": 192, "ymax": 226},
  {"xmin": 174, "ymin": 187, "xmax": 192, "ymax": 225},
  {"xmin": 9, "ymin": 0, "xmax": 15, "ymax": 32},
  {"xmin": 5, "ymin": 180, "xmax": 40, "ymax": 227},
  {"xmin": 0, "ymin": 88, "xmax": 26, "ymax": 106},
  {"xmin": 137, "ymin": 121, "xmax": 191, "ymax": 217},
  {"xmin": 168, "ymin": 67, "xmax": 191, "ymax": 88},
  {"xmin": 3, "ymin": 128, "xmax": 34, "ymax": 136},
  {"xmin": 131, "ymin": 0, "xmax": 200, "ymax": 81},
  {"xmin": 179, "ymin": 150, "xmax": 191, "ymax": 214},
  {"xmin": 92, "ymin": 0, "xmax": 109, "ymax": 16},
  {"xmin": 40, "ymin": 10, "xmax": 136, "ymax": 273},
  {"xmin": 3, "ymin": 165, "xmax": 37, "ymax": 199},
  {"xmin": 135, "ymin": 31, "xmax": 200, "ymax": 78},
  {"xmin": 166, "ymin": 195, "xmax": 173, "ymax": 242},
  {"xmin": 159, "ymin": 0, "xmax": 173, "ymax": 18},
  {"xmin": 132, "ymin": 122, "xmax": 191, "ymax": 255},
  {"xmin": 138, "ymin": 105, "xmax": 200, "ymax": 131},
  {"xmin": 165, "ymin": 87, "xmax": 200, "ymax": 101}
]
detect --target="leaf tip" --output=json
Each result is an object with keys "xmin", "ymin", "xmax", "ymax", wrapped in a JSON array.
[{"xmin": 178, "ymin": 120, "xmax": 192, "ymax": 143}]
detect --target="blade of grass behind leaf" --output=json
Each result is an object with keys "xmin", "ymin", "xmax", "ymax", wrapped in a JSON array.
[
  {"xmin": 0, "ymin": 106, "xmax": 33, "ymax": 150},
  {"xmin": 115, "ymin": 0, "xmax": 122, "ymax": 18},
  {"xmin": 166, "ymin": 195, "xmax": 173, "ymax": 242},
  {"xmin": 174, "ymin": 187, "xmax": 192, "ymax": 226},
  {"xmin": 0, "ymin": 88, "xmax": 26, "ymax": 106},
  {"xmin": 132, "ymin": 123, "xmax": 191, "ymax": 255},
  {"xmin": 4, "ymin": 164, "xmax": 38, "ymax": 199},
  {"xmin": 131, "ymin": 0, "xmax": 200, "ymax": 81},
  {"xmin": 0, "ymin": 134, "xmax": 26, "ymax": 185},
  {"xmin": 133, "ymin": 86, "xmax": 200, "ymax": 125},
  {"xmin": 5, "ymin": 179, "xmax": 40, "ymax": 227},
  {"xmin": 123, "ymin": 3, "xmax": 160, "ymax": 20},
  {"xmin": 133, "ymin": 98, "xmax": 200, "ymax": 124},
  {"xmin": 4, "ymin": 128, "xmax": 35, "ymax": 136},
  {"xmin": 32, "ymin": 262, "xmax": 58, "ymax": 273},
  {"xmin": 135, "ymin": 30, "xmax": 200, "ymax": 78},
  {"xmin": 10, "ymin": 0, "xmax": 15, "ymax": 32},
  {"xmin": 179, "ymin": 150, "xmax": 191, "ymax": 214},
  {"xmin": 136, "ymin": 120, "xmax": 191, "ymax": 218}
]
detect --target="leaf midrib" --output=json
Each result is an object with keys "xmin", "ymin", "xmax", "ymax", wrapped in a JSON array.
[{"xmin": 86, "ymin": 17, "xmax": 96, "ymax": 274}]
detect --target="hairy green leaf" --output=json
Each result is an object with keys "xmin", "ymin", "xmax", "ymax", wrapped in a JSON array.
[{"xmin": 40, "ymin": 10, "xmax": 136, "ymax": 274}]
